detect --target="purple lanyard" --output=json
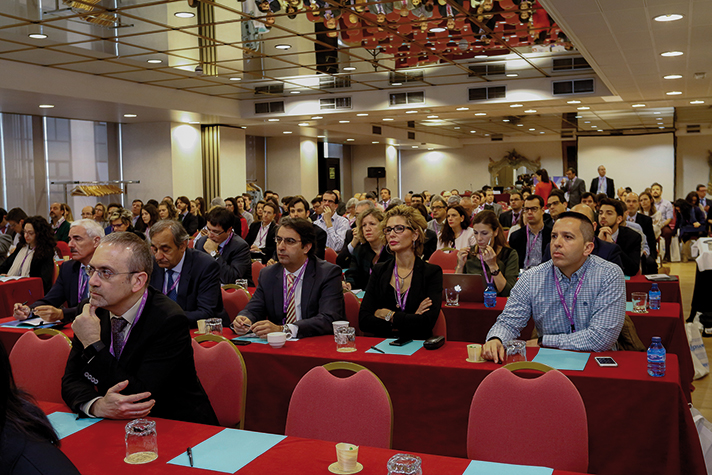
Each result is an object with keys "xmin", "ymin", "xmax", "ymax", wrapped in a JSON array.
[
  {"xmin": 163, "ymin": 271, "xmax": 180, "ymax": 295},
  {"xmin": 393, "ymin": 261, "xmax": 410, "ymax": 311},
  {"xmin": 78, "ymin": 266, "xmax": 88, "ymax": 302},
  {"xmin": 479, "ymin": 252, "xmax": 494, "ymax": 285},
  {"xmin": 525, "ymin": 225, "xmax": 539, "ymax": 266},
  {"xmin": 19, "ymin": 247, "xmax": 34, "ymax": 269},
  {"xmin": 256, "ymin": 225, "xmax": 269, "ymax": 247},
  {"xmin": 553, "ymin": 267, "xmax": 586, "ymax": 332},
  {"xmin": 109, "ymin": 289, "xmax": 148, "ymax": 358},
  {"xmin": 283, "ymin": 259, "xmax": 308, "ymax": 313},
  {"xmin": 218, "ymin": 231, "xmax": 234, "ymax": 255}
]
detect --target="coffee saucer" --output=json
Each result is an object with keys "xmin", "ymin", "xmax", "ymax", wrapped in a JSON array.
[
  {"xmin": 466, "ymin": 357, "xmax": 485, "ymax": 363},
  {"xmin": 328, "ymin": 462, "xmax": 363, "ymax": 474}
]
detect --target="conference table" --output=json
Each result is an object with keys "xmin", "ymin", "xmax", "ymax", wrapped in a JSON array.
[
  {"xmin": 40, "ymin": 401, "xmax": 589, "ymax": 475},
  {"xmin": 0, "ymin": 276, "xmax": 44, "ymax": 318},
  {"xmin": 624, "ymin": 274, "xmax": 682, "ymax": 305}
]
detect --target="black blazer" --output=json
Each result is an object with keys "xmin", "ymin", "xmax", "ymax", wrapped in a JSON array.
[
  {"xmin": 359, "ymin": 258, "xmax": 443, "ymax": 340},
  {"xmin": 30, "ymin": 259, "xmax": 84, "ymax": 322},
  {"xmin": 239, "ymin": 258, "xmax": 344, "ymax": 338},
  {"xmin": 61, "ymin": 287, "xmax": 218, "ymax": 425},
  {"xmin": 590, "ymin": 176, "xmax": 615, "ymax": 198},
  {"xmin": 423, "ymin": 229, "xmax": 437, "ymax": 261},
  {"xmin": 0, "ymin": 246, "xmax": 55, "ymax": 294},
  {"xmin": 179, "ymin": 212, "xmax": 200, "ymax": 236},
  {"xmin": 345, "ymin": 243, "xmax": 392, "ymax": 290},
  {"xmin": 598, "ymin": 226, "xmax": 641, "ymax": 276},
  {"xmin": 634, "ymin": 213, "xmax": 657, "ymax": 260},
  {"xmin": 544, "ymin": 237, "xmax": 624, "ymax": 273},
  {"xmin": 509, "ymin": 222, "xmax": 553, "ymax": 269},
  {"xmin": 499, "ymin": 209, "xmax": 523, "ymax": 229},
  {"xmin": 149, "ymin": 248, "xmax": 229, "ymax": 327},
  {"xmin": 194, "ymin": 234, "xmax": 253, "ymax": 286},
  {"xmin": 0, "ymin": 424, "xmax": 80, "ymax": 475},
  {"xmin": 245, "ymin": 222, "xmax": 276, "ymax": 265},
  {"xmin": 336, "ymin": 228, "xmax": 355, "ymax": 269}
]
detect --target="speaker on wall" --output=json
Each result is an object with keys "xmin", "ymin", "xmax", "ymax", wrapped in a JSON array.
[{"xmin": 367, "ymin": 167, "xmax": 386, "ymax": 178}]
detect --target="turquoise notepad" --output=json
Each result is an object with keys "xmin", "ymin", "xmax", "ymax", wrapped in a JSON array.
[
  {"xmin": 47, "ymin": 412, "xmax": 102, "ymax": 439},
  {"xmin": 355, "ymin": 290, "xmax": 365, "ymax": 299},
  {"xmin": 625, "ymin": 301, "xmax": 634, "ymax": 312},
  {"xmin": 625, "ymin": 276, "xmax": 630, "ymax": 281},
  {"xmin": 1, "ymin": 319, "xmax": 56, "ymax": 329},
  {"xmin": 232, "ymin": 335, "xmax": 270, "ymax": 345},
  {"xmin": 532, "ymin": 348, "xmax": 590, "ymax": 371},
  {"xmin": 365, "ymin": 338, "xmax": 423, "ymax": 356},
  {"xmin": 168, "ymin": 428, "xmax": 285, "ymax": 473},
  {"xmin": 463, "ymin": 460, "xmax": 553, "ymax": 475}
]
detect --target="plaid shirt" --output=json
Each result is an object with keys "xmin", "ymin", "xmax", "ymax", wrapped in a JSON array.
[{"xmin": 487, "ymin": 255, "xmax": 626, "ymax": 352}]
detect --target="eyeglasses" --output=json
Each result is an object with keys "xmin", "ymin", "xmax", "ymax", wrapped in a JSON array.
[
  {"xmin": 431, "ymin": 205, "xmax": 445, "ymax": 210},
  {"xmin": 86, "ymin": 265, "xmax": 138, "ymax": 281},
  {"xmin": 207, "ymin": 227, "xmax": 226, "ymax": 236},
  {"xmin": 384, "ymin": 225, "xmax": 413, "ymax": 235},
  {"xmin": 523, "ymin": 206, "xmax": 541, "ymax": 213},
  {"xmin": 547, "ymin": 201, "xmax": 561, "ymax": 208},
  {"xmin": 275, "ymin": 236, "xmax": 302, "ymax": 245},
  {"xmin": 111, "ymin": 223, "xmax": 126, "ymax": 230}
]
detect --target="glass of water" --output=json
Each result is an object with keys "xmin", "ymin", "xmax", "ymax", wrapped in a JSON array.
[
  {"xmin": 631, "ymin": 292, "xmax": 648, "ymax": 313},
  {"xmin": 125, "ymin": 419, "xmax": 158, "ymax": 464},
  {"xmin": 445, "ymin": 287, "xmax": 460, "ymax": 306},
  {"xmin": 505, "ymin": 340, "xmax": 527, "ymax": 364}
]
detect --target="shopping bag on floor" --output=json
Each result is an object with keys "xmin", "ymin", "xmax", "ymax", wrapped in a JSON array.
[
  {"xmin": 686, "ymin": 322, "xmax": 710, "ymax": 379},
  {"xmin": 690, "ymin": 406, "xmax": 712, "ymax": 474},
  {"xmin": 670, "ymin": 236, "xmax": 682, "ymax": 262}
]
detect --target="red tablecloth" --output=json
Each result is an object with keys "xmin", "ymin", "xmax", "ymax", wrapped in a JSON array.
[
  {"xmin": 626, "ymin": 275, "xmax": 682, "ymax": 305},
  {"xmin": 37, "ymin": 401, "xmax": 591, "ymax": 475},
  {"xmin": 0, "ymin": 277, "xmax": 44, "ymax": 318},
  {"xmin": 0, "ymin": 316, "xmax": 74, "ymax": 353}
]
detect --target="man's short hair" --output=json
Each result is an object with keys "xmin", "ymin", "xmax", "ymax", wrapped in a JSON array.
[
  {"xmin": 567, "ymin": 167, "xmax": 577, "ymax": 175},
  {"xmin": 210, "ymin": 197, "xmax": 226, "ymax": 208},
  {"xmin": 149, "ymin": 219, "xmax": 190, "ymax": 246},
  {"xmin": 599, "ymin": 197, "xmax": 625, "ymax": 217},
  {"xmin": 412, "ymin": 193, "xmax": 423, "ymax": 201},
  {"xmin": 697, "ymin": 184, "xmax": 707, "ymax": 191},
  {"xmin": 264, "ymin": 201, "xmax": 280, "ymax": 215},
  {"xmin": 132, "ymin": 199, "xmax": 143, "ymax": 205},
  {"xmin": 146, "ymin": 199, "xmax": 159, "ymax": 208},
  {"xmin": 381, "ymin": 187, "xmax": 391, "ymax": 194},
  {"xmin": 278, "ymin": 217, "xmax": 317, "ymax": 259},
  {"xmin": 447, "ymin": 195, "xmax": 462, "ymax": 206},
  {"xmin": 71, "ymin": 219, "xmax": 105, "ymax": 240},
  {"xmin": 365, "ymin": 192, "xmax": 378, "ymax": 200},
  {"xmin": 206, "ymin": 207, "xmax": 234, "ymax": 231},
  {"xmin": 322, "ymin": 190, "xmax": 337, "ymax": 201},
  {"xmin": 525, "ymin": 194, "xmax": 545, "ymax": 208},
  {"xmin": 107, "ymin": 202, "xmax": 123, "ymax": 211},
  {"xmin": 311, "ymin": 195, "xmax": 322, "ymax": 205},
  {"xmin": 176, "ymin": 196, "xmax": 190, "ymax": 208},
  {"xmin": 356, "ymin": 199, "xmax": 374, "ymax": 210},
  {"xmin": 288, "ymin": 196, "xmax": 310, "ymax": 212},
  {"xmin": 509, "ymin": 191, "xmax": 522, "ymax": 201},
  {"xmin": 430, "ymin": 196, "xmax": 447, "ymax": 208},
  {"xmin": 556, "ymin": 211, "xmax": 595, "ymax": 244},
  {"xmin": 389, "ymin": 198, "xmax": 404, "ymax": 207},
  {"xmin": 549, "ymin": 189, "xmax": 567, "ymax": 205},
  {"xmin": 6, "ymin": 207, "xmax": 27, "ymax": 223},
  {"xmin": 109, "ymin": 208, "xmax": 133, "ymax": 225},
  {"xmin": 651, "ymin": 182, "xmax": 663, "ymax": 191},
  {"xmin": 100, "ymin": 232, "xmax": 153, "ymax": 279},
  {"xmin": 581, "ymin": 192, "xmax": 595, "ymax": 202}
]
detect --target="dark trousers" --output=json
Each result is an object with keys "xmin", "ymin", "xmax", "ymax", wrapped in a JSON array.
[{"xmin": 661, "ymin": 225, "xmax": 674, "ymax": 260}]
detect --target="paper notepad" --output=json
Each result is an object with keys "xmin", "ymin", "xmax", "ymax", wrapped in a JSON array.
[
  {"xmin": 531, "ymin": 348, "xmax": 590, "ymax": 371},
  {"xmin": 168, "ymin": 428, "xmax": 285, "ymax": 473},
  {"xmin": 463, "ymin": 460, "xmax": 553, "ymax": 475},
  {"xmin": 365, "ymin": 339, "xmax": 423, "ymax": 356},
  {"xmin": 0, "ymin": 317, "xmax": 55, "ymax": 329},
  {"xmin": 47, "ymin": 412, "xmax": 102, "ymax": 439}
]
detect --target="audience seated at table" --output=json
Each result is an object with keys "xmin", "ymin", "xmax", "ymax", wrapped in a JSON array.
[
  {"xmin": 360, "ymin": 205, "xmax": 443, "ymax": 340},
  {"xmin": 195, "ymin": 207, "xmax": 252, "ymax": 286},
  {"xmin": 62, "ymin": 232, "xmax": 218, "ymax": 425},
  {"xmin": 0, "ymin": 216, "xmax": 57, "ymax": 294},
  {"xmin": 13, "ymin": 219, "xmax": 104, "ymax": 323},
  {"xmin": 509, "ymin": 195, "xmax": 552, "ymax": 270},
  {"xmin": 597, "ymin": 198, "xmax": 641, "ymax": 276},
  {"xmin": 245, "ymin": 200, "xmax": 278, "ymax": 264},
  {"xmin": 455, "ymin": 211, "xmax": 518, "ymax": 297},
  {"xmin": 483, "ymin": 212, "xmax": 626, "ymax": 362},
  {"xmin": 0, "ymin": 342, "xmax": 81, "ymax": 475},
  {"xmin": 232, "ymin": 218, "xmax": 344, "ymax": 339},
  {"xmin": 437, "ymin": 205, "xmax": 476, "ymax": 250},
  {"xmin": 344, "ymin": 208, "xmax": 391, "ymax": 291}
]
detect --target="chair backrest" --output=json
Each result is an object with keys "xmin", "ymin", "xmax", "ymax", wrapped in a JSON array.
[
  {"xmin": 428, "ymin": 249, "xmax": 458, "ymax": 272},
  {"xmin": 343, "ymin": 291, "xmax": 362, "ymax": 336},
  {"xmin": 9, "ymin": 330, "xmax": 72, "ymax": 404},
  {"xmin": 467, "ymin": 364, "xmax": 588, "ymax": 472},
  {"xmin": 221, "ymin": 287, "xmax": 251, "ymax": 320},
  {"xmin": 53, "ymin": 261, "xmax": 62, "ymax": 285},
  {"xmin": 55, "ymin": 241, "xmax": 70, "ymax": 258},
  {"xmin": 251, "ymin": 261, "xmax": 264, "ymax": 285},
  {"xmin": 191, "ymin": 334, "xmax": 247, "ymax": 428},
  {"xmin": 286, "ymin": 362, "xmax": 393, "ymax": 448},
  {"xmin": 432, "ymin": 310, "xmax": 447, "ymax": 340},
  {"xmin": 324, "ymin": 247, "xmax": 338, "ymax": 265}
]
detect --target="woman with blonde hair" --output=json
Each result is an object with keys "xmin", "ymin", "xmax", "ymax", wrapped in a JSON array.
[{"xmin": 344, "ymin": 208, "xmax": 389, "ymax": 290}]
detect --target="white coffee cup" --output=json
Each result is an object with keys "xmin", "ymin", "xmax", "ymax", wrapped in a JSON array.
[
  {"xmin": 332, "ymin": 320, "xmax": 349, "ymax": 334},
  {"xmin": 267, "ymin": 331, "xmax": 287, "ymax": 348}
]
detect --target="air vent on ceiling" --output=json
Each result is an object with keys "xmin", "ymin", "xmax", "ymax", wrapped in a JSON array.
[
  {"xmin": 320, "ymin": 97, "xmax": 352, "ymax": 110},
  {"xmin": 687, "ymin": 124, "xmax": 701, "ymax": 134},
  {"xmin": 491, "ymin": 134, "xmax": 504, "ymax": 142},
  {"xmin": 390, "ymin": 91, "xmax": 425, "ymax": 106},
  {"xmin": 468, "ymin": 63, "xmax": 506, "ymax": 77},
  {"xmin": 552, "ymin": 57, "xmax": 591, "ymax": 71},
  {"xmin": 254, "ymin": 101, "xmax": 285, "ymax": 114},
  {"xmin": 390, "ymin": 70, "xmax": 424, "ymax": 84},
  {"xmin": 319, "ymin": 76, "xmax": 352, "ymax": 89},
  {"xmin": 408, "ymin": 131, "xmax": 415, "ymax": 140},
  {"xmin": 254, "ymin": 84, "xmax": 284, "ymax": 95},
  {"xmin": 372, "ymin": 125, "xmax": 382, "ymax": 135},
  {"xmin": 469, "ymin": 86, "xmax": 507, "ymax": 101},
  {"xmin": 552, "ymin": 78, "xmax": 595, "ymax": 95}
]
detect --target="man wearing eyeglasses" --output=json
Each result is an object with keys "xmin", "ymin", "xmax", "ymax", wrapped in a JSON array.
[
  {"xmin": 546, "ymin": 189, "xmax": 568, "ymax": 220},
  {"xmin": 509, "ymin": 195, "xmax": 553, "ymax": 270},
  {"xmin": 62, "ymin": 232, "xmax": 218, "ymax": 424},
  {"xmin": 232, "ymin": 218, "xmax": 344, "ymax": 339},
  {"xmin": 194, "ymin": 207, "xmax": 252, "ymax": 286},
  {"xmin": 426, "ymin": 196, "xmax": 448, "ymax": 235},
  {"xmin": 314, "ymin": 190, "xmax": 350, "ymax": 252}
]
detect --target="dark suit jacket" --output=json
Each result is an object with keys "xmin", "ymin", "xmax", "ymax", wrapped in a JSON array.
[
  {"xmin": 336, "ymin": 228, "xmax": 355, "ymax": 269},
  {"xmin": 598, "ymin": 226, "xmax": 641, "ymax": 276},
  {"xmin": 590, "ymin": 176, "xmax": 615, "ymax": 198},
  {"xmin": 179, "ymin": 212, "xmax": 199, "ymax": 236},
  {"xmin": 30, "ymin": 259, "xmax": 84, "ymax": 322},
  {"xmin": 359, "ymin": 258, "xmax": 443, "ymax": 340},
  {"xmin": 245, "ymin": 222, "xmax": 276, "ymax": 264},
  {"xmin": 423, "ymin": 229, "xmax": 437, "ymax": 261},
  {"xmin": 238, "ymin": 258, "xmax": 344, "ymax": 338},
  {"xmin": 634, "ymin": 213, "xmax": 657, "ymax": 259},
  {"xmin": 509, "ymin": 222, "xmax": 553, "ymax": 269},
  {"xmin": 1, "ymin": 424, "xmax": 80, "ymax": 475},
  {"xmin": 345, "ymin": 243, "xmax": 392, "ymax": 290},
  {"xmin": 149, "ymin": 248, "xmax": 228, "ymax": 327},
  {"xmin": 61, "ymin": 288, "xmax": 218, "ymax": 425},
  {"xmin": 0, "ymin": 246, "xmax": 55, "ymax": 294},
  {"xmin": 564, "ymin": 177, "xmax": 586, "ymax": 206},
  {"xmin": 544, "ymin": 237, "xmax": 624, "ymax": 272},
  {"xmin": 499, "ymin": 209, "xmax": 523, "ymax": 229},
  {"xmin": 194, "ymin": 233, "xmax": 252, "ymax": 286}
]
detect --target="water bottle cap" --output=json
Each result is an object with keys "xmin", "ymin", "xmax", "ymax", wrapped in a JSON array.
[
  {"xmin": 651, "ymin": 283, "xmax": 659, "ymax": 289},
  {"xmin": 651, "ymin": 336, "xmax": 662, "ymax": 342}
]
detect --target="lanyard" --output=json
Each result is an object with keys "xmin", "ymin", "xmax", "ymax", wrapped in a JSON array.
[
  {"xmin": 283, "ymin": 259, "xmax": 308, "ymax": 313},
  {"xmin": 218, "ymin": 231, "xmax": 234, "ymax": 255},
  {"xmin": 163, "ymin": 270, "xmax": 180, "ymax": 295},
  {"xmin": 78, "ymin": 265, "xmax": 88, "ymax": 302},
  {"xmin": 19, "ymin": 247, "xmax": 34, "ymax": 270},
  {"xmin": 525, "ymin": 225, "xmax": 539, "ymax": 267},
  {"xmin": 393, "ymin": 261, "xmax": 411, "ymax": 311},
  {"xmin": 256, "ymin": 225, "xmax": 269, "ymax": 247},
  {"xmin": 553, "ymin": 267, "xmax": 586, "ymax": 332},
  {"xmin": 479, "ymin": 252, "xmax": 494, "ymax": 285},
  {"xmin": 109, "ymin": 289, "xmax": 148, "ymax": 358}
]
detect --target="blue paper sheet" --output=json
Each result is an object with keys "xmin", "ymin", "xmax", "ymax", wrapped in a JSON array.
[
  {"xmin": 625, "ymin": 276, "xmax": 630, "ymax": 281},
  {"xmin": 355, "ymin": 290, "xmax": 365, "ymax": 299},
  {"xmin": 0, "ymin": 319, "xmax": 56, "ymax": 329},
  {"xmin": 625, "ymin": 301, "xmax": 634, "ymax": 312},
  {"xmin": 168, "ymin": 428, "xmax": 285, "ymax": 473},
  {"xmin": 231, "ymin": 335, "xmax": 270, "ymax": 345},
  {"xmin": 47, "ymin": 412, "xmax": 102, "ymax": 439},
  {"xmin": 365, "ymin": 338, "xmax": 423, "ymax": 356},
  {"xmin": 463, "ymin": 460, "xmax": 553, "ymax": 475},
  {"xmin": 531, "ymin": 348, "xmax": 590, "ymax": 371}
]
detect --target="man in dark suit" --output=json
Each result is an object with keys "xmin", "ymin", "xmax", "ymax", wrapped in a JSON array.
[
  {"xmin": 245, "ymin": 201, "xmax": 278, "ymax": 264},
  {"xmin": 149, "ymin": 220, "xmax": 228, "ymax": 327},
  {"xmin": 625, "ymin": 192, "xmax": 658, "ymax": 273},
  {"xmin": 232, "ymin": 218, "xmax": 344, "ymax": 339},
  {"xmin": 61, "ymin": 232, "xmax": 217, "ymax": 425},
  {"xmin": 195, "ymin": 206, "xmax": 252, "ymax": 286},
  {"xmin": 13, "ymin": 219, "xmax": 104, "ymax": 323},
  {"xmin": 563, "ymin": 167, "xmax": 586, "ymax": 206},
  {"xmin": 176, "ymin": 196, "xmax": 199, "ymax": 235},
  {"xmin": 589, "ymin": 165, "xmax": 615, "ymax": 198},
  {"xmin": 598, "ymin": 198, "xmax": 641, "ymax": 276},
  {"xmin": 499, "ymin": 192, "xmax": 524, "ymax": 229},
  {"xmin": 509, "ymin": 195, "xmax": 552, "ymax": 269}
]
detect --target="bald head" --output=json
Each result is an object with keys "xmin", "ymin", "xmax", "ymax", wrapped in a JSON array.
[
  {"xmin": 571, "ymin": 204, "xmax": 595, "ymax": 225},
  {"xmin": 625, "ymin": 192, "xmax": 639, "ymax": 215}
]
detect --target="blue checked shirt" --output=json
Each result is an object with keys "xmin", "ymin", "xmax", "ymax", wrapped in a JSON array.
[
  {"xmin": 486, "ymin": 255, "xmax": 626, "ymax": 352},
  {"xmin": 314, "ymin": 213, "xmax": 350, "ymax": 252}
]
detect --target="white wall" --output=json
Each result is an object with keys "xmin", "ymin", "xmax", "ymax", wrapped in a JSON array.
[
  {"xmin": 171, "ymin": 123, "xmax": 202, "ymax": 199},
  {"xmin": 677, "ymin": 133, "xmax": 712, "ymax": 200},
  {"xmin": 266, "ymin": 135, "xmax": 302, "ymax": 196},
  {"xmin": 218, "ymin": 126, "xmax": 247, "ymax": 197},
  {"xmin": 122, "ymin": 122, "xmax": 174, "ymax": 202},
  {"xmin": 351, "ymin": 144, "xmax": 390, "ymax": 195}
]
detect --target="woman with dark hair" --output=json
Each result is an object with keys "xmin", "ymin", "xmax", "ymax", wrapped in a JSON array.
[
  {"xmin": 534, "ymin": 168, "xmax": 557, "ymax": 202},
  {"xmin": 639, "ymin": 191, "xmax": 661, "ymax": 239},
  {"xmin": 344, "ymin": 208, "xmax": 390, "ymax": 290},
  {"xmin": 135, "ymin": 204, "xmax": 160, "ymax": 237},
  {"xmin": 438, "ymin": 205, "xmax": 476, "ymax": 250},
  {"xmin": 225, "ymin": 198, "xmax": 246, "ymax": 239},
  {"xmin": 0, "ymin": 216, "xmax": 57, "ymax": 293},
  {"xmin": 359, "ymin": 205, "xmax": 443, "ymax": 340},
  {"xmin": 455, "ymin": 210, "xmax": 519, "ymax": 297},
  {"xmin": 236, "ymin": 196, "xmax": 254, "ymax": 227},
  {"xmin": 93, "ymin": 202, "xmax": 108, "ymax": 228},
  {"xmin": 0, "ymin": 343, "xmax": 80, "ymax": 474},
  {"xmin": 158, "ymin": 199, "xmax": 179, "ymax": 221},
  {"xmin": 675, "ymin": 195, "xmax": 706, "ymax": 241}
]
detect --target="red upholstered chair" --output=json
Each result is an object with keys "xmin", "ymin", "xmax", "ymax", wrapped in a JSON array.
[
  {"xmin": 9, "ymin": 329, "xmax": 72, "ymax": 404},
  {"xmin": 343, "ymin": 290, "xmax": 362, "ymax": 336},
  {"xmin": 251, "ymin": 260, "xmax": 265, "ymax": 285},
  {"xmin": 55, "ymin": 241, "xmax": 70, "ymax": 259},
  {"xmin": 432, "ymin": 310, "xmax": 447, "ymax": 340},
  {"xmin": 53, "ymin": 260, "xmax": 62, "ymax": 285},
  {"xmin": 428, "ymin": 248, "xmax": 458, "ymax": 273},
  {"xmin": 467, "ymin": 362, "xmax": 588, "ymax": 472},
  {"xmin": 324, "ymin": 247, "xmax": 338, "ymax": 265},
  {"xmin": 286, "ymin": 362, "xmax": 393, "ymax": 448},
  {"xmin": 192, "ymin": 334, "xmax": 247, "ymax": 428},
  {"xmin": 221, "ymin": 286, "xmax": 251, "ymax": 321}
]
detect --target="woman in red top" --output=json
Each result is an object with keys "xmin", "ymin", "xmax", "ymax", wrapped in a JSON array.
[{"xmin": 534, "ymin": 168, "xmax": 557, "ymax": 202}]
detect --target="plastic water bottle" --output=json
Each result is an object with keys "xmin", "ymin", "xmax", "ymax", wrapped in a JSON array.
[
  {"xmin": 484, "ymin": 282, "xmax": 497, "ymax": 308},
  {"xmin": 649, "ymin": 283, "xmax": 661, "ymax": 310},
  {"xmin": 647, "ymin": 336, "xmax": 666, "ymax": 377}
]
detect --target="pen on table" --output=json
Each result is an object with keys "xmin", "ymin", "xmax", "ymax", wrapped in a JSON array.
[
  {"xmin": 187, "ymin": 447, "xmax": 193, "ymax": 467},
  {"xmin": 370, "ymin": 346, "xmax": 385, "ymax": 354}
]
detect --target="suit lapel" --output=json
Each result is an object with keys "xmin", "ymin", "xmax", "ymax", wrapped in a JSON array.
[
  {"xmin": 70, "ymin": 261, "xmax": 81, "ymax": 303},
  {"xmin": 300, "ymin": 259, "xmax": 316, "ymax": 317},
  {"xmin": 177, "ymin": 250, "xmax": 192, "ymax": 307}
]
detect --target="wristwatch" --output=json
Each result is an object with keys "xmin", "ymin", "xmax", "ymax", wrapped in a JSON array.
[
  {"xmin": 210, "ymin": 250, "xmax": 218, "ymax": 258},
  {"xmin": 490, "ymin": 267, "xmax": 501, "ymax": 276},
  {"xmin": 282, "ymin": 324, "xmax": 293, "ymax": 339},
  {"xmin": 384, "ymin": 310, "xmax": 394, "ymax": 322}
]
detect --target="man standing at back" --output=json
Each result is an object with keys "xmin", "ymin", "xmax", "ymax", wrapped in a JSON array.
[
  {"xmin": 590, "ymin": 165, "xmax": 615, "ymax": 198},
  {"xmin": 564, "ymin": 167, "xmax": 586, "ymax": 206},
  {"xmin": 651, "ymin": 183, "xmax": 674, "ymax": 262}
]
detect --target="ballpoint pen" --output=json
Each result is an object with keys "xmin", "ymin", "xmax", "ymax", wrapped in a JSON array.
[
  {"xmin": 187, "ymin": 447, "xmax": 194, "ymax": 467},
  {"xmin": 370, "ymin": 346, "xmax": 385, "ymax": 354}
]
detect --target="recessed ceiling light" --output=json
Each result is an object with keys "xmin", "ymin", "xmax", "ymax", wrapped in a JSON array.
[
  {"xmin": 510, "ymin": 104, "xmax": 523, "ymax": 108},
  {"xmin": 356, "ymin": 113, "xmax": 368, "ymax": 117},
  {"xmin": 427, "ymin": 148, "xmax": 434, "ymax": 150},
  {"xmin": 657, "ymin": 118, "xmax": 664, "ymax": 121},
  {"xmin": 575, "ymin": 115, "xmax": 582, "ymax": 119},
  {"xmin": 28, "ymin": 33, "xmax": 48, "ymax": 39},
  {"xmin": 691, "ymin": 100, "xmax": 705, "ymax": 104},
  {"xmin": 584, "ymin": 121, "xmax": 591, "ymax": 123},
  {"xmin": 484, "ymin": 133, "xmax": 490, "ymax": 136},
  {"xmin": 529, "ymin": 128, "xmax": 535, "ymax": 131},
  {"xmin": 189, "ymin": 121, "xmax": 200, "ymax": 124},
  {"xmin": 654, "ymin": 14, "xmax": 683, "ymax": 22},
  {"xmin": 454, "ymin": 127, "xmax": 461, "ymax": 129},
  {"xmin": 343, "ymin": 66, "xmax": 356, "ymax": 71},
  {"xmin": 506, "ymin": 73, "xmax": 518, "ymax": 77},
  {"xmin": 597, "ymin": 129, "xmax": 604, "ymax": 132},
  {"xmin": 539, "ymin": 131, "xmax": 545, "ymax": 134},
  {"xmin": 290, "ymin": 91, "xmax": 301, "ymax": 94},
  {"xmin": 38, "ymin": 104, "xmax": 54, "ymax": 109},
  {"xmin": 383, "ymin": 118, "xmax": 394, "ymax": 121},
  {"xmin": 591, "ymin": 125, "xmax": 597, "ymax": 128},
  {"xmin": 372, "ymin": 141, "xmax": 380, "ymax": 144},
  {"xmin": 661, "ymin": 51, "xmax": 683, "ymax": 57},
  {"xmin": 311, "ymin": 116, "xmax": 323, "ymax": 119},
  {"xmin": 339, "ymin": 120, "xmax": 350, "ymax": 123},
  {"xmin": 456, "ymin": 107, "xmax": 469, "ymax": 111},
  {"xmin": 516, "ymin": 124, "xmax": 523, "ymax": 127},
  {"xmin": 283, "ymin": 131, "xmax": 292, "ymax": 134},
  {"xmin": 666, "ymin": 91, "xmax": 682, "ymax": 95},
  {"xmin": 412, "ymin": 145, "xmax": 418, "ymax": 148},
  {"xmin": 578, "ymin": 106, "xmax": 590, "ymax": 110},
  {"xmin": 275, "ymin": 44, "xmax": 291, "ymax": 50},
  {"xmin": 429, "ymin": 27, "xmax": 446, "ymax": 33},
  {"xmin": 567, "ymin": 100, "xmax": 581, "ymax": 104},
  {"xmin": 123, "ymin": 114, "xmax": 137, "ymax": 118},
  {"xmin": 654, "ymin": 112, "xmax": 661, "ymax": 114},
  {"xmin": 268, "ymin": 118, "xmax": 280, "ymax": 122},
  {"xmin": 658, "ymin": 126, "xmax": 665, "ymax": 129},
  {"xmin": 427, "ymin": 115, "xmax": 439, "ymax": 119},
  {"xmin": 229, "ymin": 77, "xmax": 241, "ymax": 81},
  {"xmin": 475, "ymin": 112, "xmax": 487, "ymax": 116},
  {"xmin": 525, "ymin": 109, "xmax": 536, "ymax": 113},
  {"xmin": 147, "ymin": 59, "xmax": 162, "ymax": 64},
  {"xmin": 298, "ymin": 122, "xmax": 309, "ymax": 126},
  {"xmin": 632, "ymin": 104, "xmax": 646, "ymax": 107},
  {"xmin": 502, "ymin": 119, "xmax": 510, "ymax": 122},
  {"xmin": 475, "ymin": 55, "xmax": 487, "ymax": 59},
  {"xmin": 470, "ymin": 130, "xmax": 476, "ymax": 133},
  {"xmin": 174, "ymin": 11, "xmax": 195, "ymax": 18},
  {"xmin": 406, "ymin": 110, "xmax": 418, "ymax": 114},
  {"xmin": 664, "ymin": 74, "xmax": 683, "ymax": 79},
  {"xmin": 391, "ymin": 82, "xmax": 402, "ymax": 86},
  {"xmin": 317, "ymin": 135, "xmax": 325, "ymax": 138},
  {"xmin": 346, "ymin": 138, "xmax": 355, "ymax": 141}
]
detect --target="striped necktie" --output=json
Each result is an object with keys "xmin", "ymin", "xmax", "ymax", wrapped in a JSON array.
[{"xmin": 285, "ymin": 273, "xmax": 297, "ymax": 324}]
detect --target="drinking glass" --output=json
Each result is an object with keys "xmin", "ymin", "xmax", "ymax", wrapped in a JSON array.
[
  {"xmin": 445, "ymin": 287, "xmax": 460, "ymax": 306},
  {"xmin": 125, "ymin": 419, "xmax": 158, "ymax": 464},
  {"xmin": 335, "ymin": 326, "xmax": 356, "ymax": 352},
  {"xmin": 205, "ymin": 318, "xmax": 223, "ymax": 335},
  {"xmin": 631, "ymin": 292, "xmax": 648, "ymax": 313},
  {"xmin": 505, "ymin": 339, "xmax": 527, "ymax": 364}
]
